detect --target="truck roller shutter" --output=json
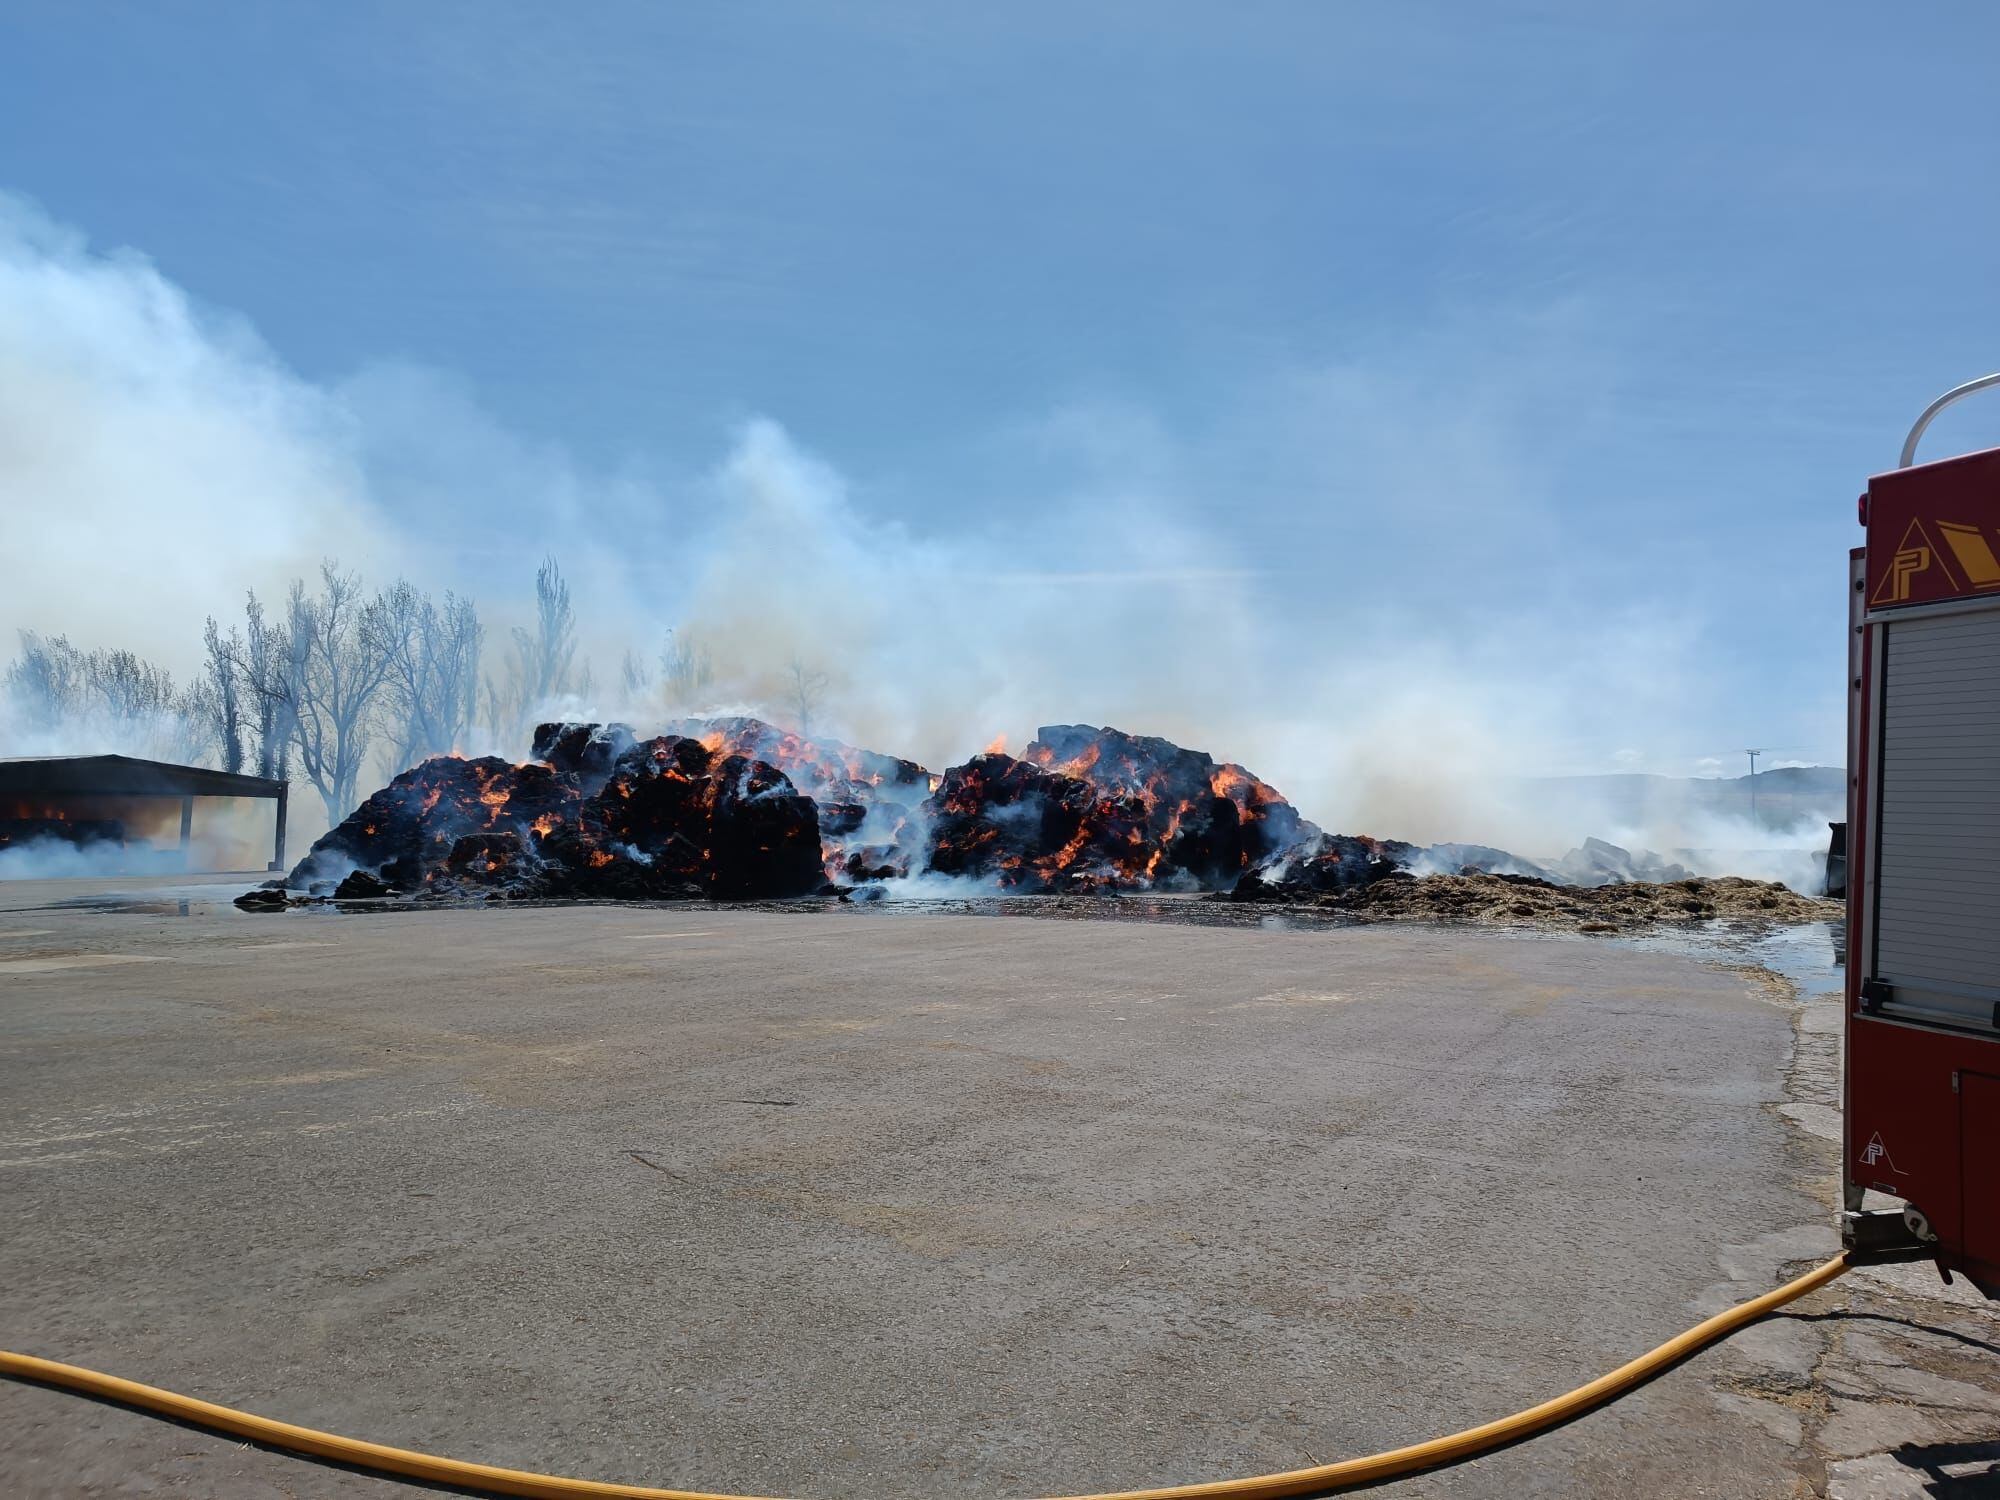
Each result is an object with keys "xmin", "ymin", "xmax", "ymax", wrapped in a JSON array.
[{"xmin": 1872, "ymin": 604, "xmax": 2000, "ymax": 1032}]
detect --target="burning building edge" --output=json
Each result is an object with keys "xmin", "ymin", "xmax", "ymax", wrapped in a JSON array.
[{"xmin": 241, "ymin": 718, "xmax": 1825, "ymax": 916}]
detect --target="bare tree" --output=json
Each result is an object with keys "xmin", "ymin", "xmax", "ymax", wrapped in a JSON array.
[
  {"xmin": 235, "ymin": 591, "xmax": 296, "ymax": 781},
  {"xmin": 615, "ymin": 628, "xmax": 712, "ymax": 713},
  {"xmin": 783, "ymin": 657, "xmax": 829, "ymax": 739},
  {"xmin": 202, "ymin": 617, "xmax": 245, "ymax": 773},
  {"xmin": 619, "ymin": 647, "xmax": 649, "ymax": 696},
  {"xmin": 284, "ymin": 563, "xmax": 396, "ymax": 822},
  {"xmin": 369, "ymin": 581, "xmax": 483, "ymax": 769},
  {"xmin": 661, "ymin": 628, "xmax": 713, "ymax": 708},
  {"xmin": 4, "ymin": 630, "xmax": 84, "ymax": 726},
  {"xmin": 481, "ymin": 555, "xmax": 583, "ymax": 747},
  {"xmin": 511, "ymin": 555, "xmax": 577, "ymax": 704},
  {"xmin": 480, "ymin": 676, "xmax": 510, "ymax": 746},
  {"xmin": 168, "ymin": 676, "xmax": 220, "ymax": 767},
  {"xmin": 85, "ymin": 648, "xmax": 178, "ymax": 727},
  {"xmin": 4, "ymin": 631, "xmax": 210, "ymax": 763}
]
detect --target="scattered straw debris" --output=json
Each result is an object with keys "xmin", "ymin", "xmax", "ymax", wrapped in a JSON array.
[{"xmin": 1238, "ymin": 872, "xmax": 1839, "ymax": 934}]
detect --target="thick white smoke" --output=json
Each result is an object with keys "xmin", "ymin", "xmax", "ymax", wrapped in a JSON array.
[
  {"xmin": 0, "ymin": 195, "xmax": 394, "ymax": 670},
  {"xmin": 0, "ymin": 193, "xmax": 1842, "ymax": 876},
  {"xmin": 668, "ymin": 418, "xmax": 1265, "ymax": 769},
  {"xmin": 0, "ymin": 796, "xmax": 279, "ymax": 881}
]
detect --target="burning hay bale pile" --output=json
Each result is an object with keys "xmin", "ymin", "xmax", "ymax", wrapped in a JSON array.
[
  {"xmin": 242, "ymin": 715, "xmax": 1834, "ymax": 931},
  {"xmin": 661, "ymin": 716, "xmax": 935, "ymax": 883},
  {"xmin": 249, "ymin": 718, "xmax": 1317, "ymax": 906},
  {"xmin": 246, "ymin": 722, "xmax": 824, "ymax": 906},
  {"xmin": 926, "ymin": 725, "xmax": 1308, "ymax": 892}
]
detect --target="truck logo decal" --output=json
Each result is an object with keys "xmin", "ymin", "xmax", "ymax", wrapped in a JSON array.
[
  {"xmin": 1935, "ymin": 521, "xmax": 2000, "ymax": 588},
  {"xmin": 1869, "ymin": 516, "xmax": 2000, "ymax": 604},
  {"xmin": 1872, "ymin": 519, "xmax": 1951, "ymax": 604},
  {"xmin": 1860, "ymin": 1130, "xmax": 1907, "ymax": 1175}
]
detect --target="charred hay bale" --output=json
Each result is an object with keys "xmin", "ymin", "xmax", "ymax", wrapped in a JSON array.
[
  {"xmin": 612, "ymin": 733, "xmax": 716, "ymax": 781},
  {"xmin": 286, "ymin": 755, "xmax": 582, "ymax": 892},
  {"xmin": 283, "ymin": 734, "xmax": 828, "ymax": 903},
  {"xmin": 436, "ymin": 831, "xmax": 540, "ymax": 891},
  {"xmin": 589, "ymin": 741, "xmax": 717, "ymax": 866},
  {"xmin": 1237, "ymin": 796, "xmax": 1308, "ymax": 868},
  {"xmin": 531, "ymin": 816, "xmax": 706, "ymax": 898},
  {"xmin": 1229, "ymin": 871, "xmax": 1283, "ymax": 902},
  {"xmin": 331, "ymin": 869, "xmax": 391, "ymax": 900},
  {"xmin": 903, "ymin": 727, "xmax": 1322, "ymax": 893},
  {"xmin": 1231, "ymin": 834, "xmax": 1417, "ymax": 899},
  {"xmin": 707, "ymin": 755, "xmax": 826, "ymax": 899},
  {"xmin": 532, "ymin": 722, "xmax": 636, "ymax": 787},
  {"xmin": 1024, "ymin": 724, "xmax": 1312, "ymax": 880},
  {"xmin": 925, "ymin": 747, "xmax": 1296, "ymax": 893},
  {"xmin": 1162, "ymin": 795, "xmax": 1248, "ymax": 886},
  {"xmin": 842, "ymin": 847, "xmax": 908, "ymax": 881},
  {"xmin": 922, "ymin": 753, "xmax": 1098, "ymax": 891},
  {"xmin": 573, "ymin": 737, "xmax": 824, "ymax": 899},
  {"xmin": 660, "ymin": 716, "xmax": 936, "ymax": 887},
  {"xmin": 285, "ymin": 785, "xmax": 422, "ymax": 890},
  {"xmin": 669, "ymin": 716, "xmax": 932, "ymax": 799},
  {"xmin": 817, "ymin": 801, "xmax": 869, "ymax": 836}
]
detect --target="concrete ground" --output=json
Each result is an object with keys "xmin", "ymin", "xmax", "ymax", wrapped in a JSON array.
[{"xmin": 0, "ymin": 877, "xmax": 1993, "ymax": 1499}]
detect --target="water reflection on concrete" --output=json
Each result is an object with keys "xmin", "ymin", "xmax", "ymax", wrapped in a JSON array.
[{"xmin": 1621, "ymin": 918, "xmax": 1845, "ymax": 1001}]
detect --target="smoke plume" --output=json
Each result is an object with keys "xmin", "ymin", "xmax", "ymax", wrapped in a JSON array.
[{"xmin": 0, "ymin": 192, "xmax": 1842, "ymax": 873}]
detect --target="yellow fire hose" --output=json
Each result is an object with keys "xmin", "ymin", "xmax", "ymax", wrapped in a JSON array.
[{"xmin": 1, "ymin": 1252, "xmax": 1847, "ymax": 1500}]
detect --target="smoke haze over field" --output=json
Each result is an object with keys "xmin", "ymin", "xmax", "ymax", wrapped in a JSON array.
[{"xmin": 2, "ymin": 192, "xmax": 1847, "ymax": 867}]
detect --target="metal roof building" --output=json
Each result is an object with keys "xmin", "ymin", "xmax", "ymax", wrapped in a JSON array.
[{"xmin": 0, "ymin": 755, "xmax": 289, "ymax": 873}]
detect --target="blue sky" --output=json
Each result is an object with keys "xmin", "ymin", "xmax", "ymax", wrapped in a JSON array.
[{"xmin": 4, "ymin": 2, "xmax": 1998, "ymax": 815}]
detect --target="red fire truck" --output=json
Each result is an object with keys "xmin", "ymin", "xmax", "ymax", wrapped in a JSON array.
[{"xmin": 1844, "ymin": 373, "xmax": 2000, "ymax": 1296}]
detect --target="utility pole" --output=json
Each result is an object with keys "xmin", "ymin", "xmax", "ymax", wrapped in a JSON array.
[{"xmin": 1746, "ymin": 748, "xmax": 1763, "ymax": 830}]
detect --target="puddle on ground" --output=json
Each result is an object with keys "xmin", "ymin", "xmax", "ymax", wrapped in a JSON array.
[
  {"xmin": 2, "ymin": 892, "xmax": 211, "ymax": 917},
  {"xmin": 1617, "ymin": 918, "xmax": 1844, "ymax": 1000},
  {"xmin": 37, "ymin": 896, "xmax": 196, "ymax": 917},
  {"xmin": 3, "ymin": 886, "xmax": 424, "ymax": 920},
  {"xmin": 1, "ymin": 882, "xmax": 283, "ymax": 919}
]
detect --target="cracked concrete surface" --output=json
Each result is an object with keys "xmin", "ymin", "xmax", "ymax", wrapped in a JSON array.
[{"xmin": 0, "ymin": 879, "xmax": 1994, "ymax": 1498}]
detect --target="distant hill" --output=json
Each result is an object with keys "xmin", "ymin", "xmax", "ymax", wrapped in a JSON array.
[{"xmin": 1516, "ymin": 766, "xmax": 1845, "ymax": 833}]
